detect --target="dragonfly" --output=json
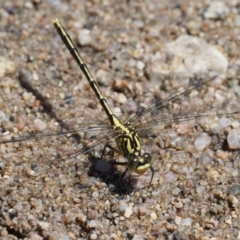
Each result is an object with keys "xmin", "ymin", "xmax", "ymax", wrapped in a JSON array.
[{"xmin": 1, "ymin": 18, "xmax": 239, "ymax": 188}]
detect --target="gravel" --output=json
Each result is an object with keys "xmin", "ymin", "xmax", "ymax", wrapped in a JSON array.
[{"xmin": 0, "ymin": 0, "xmax": 240, "ymax": 239}]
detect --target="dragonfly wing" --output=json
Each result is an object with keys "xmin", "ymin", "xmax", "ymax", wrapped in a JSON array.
[
  {"xmin": 0, "ymin": 117, "xmax": 112, "ymax": 143},
  {"xmin": 129, "ymin": 76, "xmax": 240, "ymax": 136},
  {"xmin": 0, "ymin": 119, "xmax": 121, "ymax": 186}
]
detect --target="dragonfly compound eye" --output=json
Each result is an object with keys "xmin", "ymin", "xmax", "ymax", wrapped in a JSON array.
[
  {"xmin": 142, "ymin": 153, "xmax": 152, "ymax": 164},
  {"xmin": 128, "ymin": 155, "xmax": 139, "ymax": 171}
]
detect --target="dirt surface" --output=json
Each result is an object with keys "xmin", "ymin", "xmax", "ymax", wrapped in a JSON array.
[{"xmin": 1, "ymin": 0, "xmax": 240, "ymax": 239}]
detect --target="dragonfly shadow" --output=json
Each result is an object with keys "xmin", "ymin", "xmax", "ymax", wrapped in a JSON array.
[{"xmin": 87, "ymin": 155, "xmax": 135, "ymax": 195}]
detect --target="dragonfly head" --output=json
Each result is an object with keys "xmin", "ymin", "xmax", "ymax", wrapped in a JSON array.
[{"xmin": 128, "ymin": 153, "xmax": 152, "ymax": 174}]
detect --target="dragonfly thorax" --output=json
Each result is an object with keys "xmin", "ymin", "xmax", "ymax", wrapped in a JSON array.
[{"xmin": 115, "ymin": 126, "xmax": 153, "ymax": 174}]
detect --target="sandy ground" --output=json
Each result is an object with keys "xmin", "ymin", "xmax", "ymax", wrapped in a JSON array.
[{"xmin": 0, "ymin": 0, "xmax": 240, "ymax": 239}]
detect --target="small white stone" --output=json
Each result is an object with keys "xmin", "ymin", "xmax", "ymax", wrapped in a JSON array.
[
  {"xmin": 132, "ymin": 235, "xmax": 144, "ymax": 240},
  {"xmin": 150, "ymin": 212, "xmax": 157, "ymax": 221},
  {"xmin": 95, "ymin": 69, "xmax": 111, "ymax": 85},
  {"xmin": 231, "ymin": 120, "xmax": 240, "ymax": 129},
  {"xmin": 78, "ymin": 29, "xmax": 91, "ymax": 46},
  {"xmin": 0, "ymin": 110, "xmax": 7, "ymax": 122},
  {"xmin": 89, "ymin": 220, "xmax": 97, "ymax": 228},
  {"xmin": 29, "ymin": 232, "xmax": 43, "ymax": 240},
  {"xmin": 165, "ymin": 171, "xmax": 178, "ymax": 182},
  {"xmin": 136, "ymin": 61, "xmax": 145, "ymax": 70},
  {"xmin": 227, "ymin": 131, "xmax": 240, "ymax": 149},
  {"xmin": 204, "ymin": 1, "xmax": 229, "ymax": 20},
  {"xmin": 119, "ymin": 202, "xmax": 128, "ymax": 213},
  {"xmin": 219, "ymin": 117, "xmax": 231, "ymax": 129},
  {"xmin": 32, "ymin": 71, "xmax": 39, "ymax": 81},
  {"xmin": 25, "ymin": 168, "xmax": 37, "ymax": 177},
  {"xmin": 124, "ymin": 205, "xmax": 133, "ymax": 218},
  {"xmin": 15, "ymin": 202, "xmax": 23, "ymax": 211},
  {"xmin": 172, "ymin": 187, "xmax": 182, "ymax": 196},
  {"xmin": 175, "ymin": 216, "xmax": 182, "ymax": 225},
  {"xmin": 33, "ymin": 119, "xmax": 47, "ymax": 132},
  {"xmin": 196, "ymin": 186, "xmax": 206, "ymax": 197},
  {"xmin": 22, "ymin": 92, "xmax": 33, "ymax": 101},
  {"xmin": 116, "ymin": 93, "xmax": 127, "ymax": 104},
  {"xmin": 91, "ymin": 191, "xmax": 99, "ymax": 198},
  {"xmin": 0, "ymin": 56, "xmax": 16, "ymax": 77},
  {"xmin": 151, "ymin": 35, "xmax": 228, "ymax": 77},
  {"xmin": 90, "ymin": 233, "xmax": 98, "ymax": 240},
  {"xmin": 225, "ymin": 218, "xmax": 232, "ymax": 225},
  {"xmin": 37, "ymin": 221, "xmax": 49, "ymax": 231},
  {"xmin": 194, "ymin": 133, "xmax": 211, "ymax": 151},
  {"xmin": 181, "ymin": 217, "xmax": 193, "ymax": 226}
]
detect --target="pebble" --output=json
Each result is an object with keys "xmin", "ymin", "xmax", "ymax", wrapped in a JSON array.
[
  {"xmin": 131, "ymin": 171, "xmax": 153, "ymax": 189},
  {"xmin": 219, "ymin": 117, "xmax": 232, "ymax": 129},
  {"xmin": 150, "ymin": 211, "xmax": 157, "ymax": 221},
  {"xmin": 95, "ymin": 69, "xmax": 111, "ymax": 86},
  {"xmin": 132, "ymin": 235, "xmax": 144, "ymax": 240},
  {"xmin": 216, "ymin": 150, "xmax": 231, "ymax": 161},
  {"xmin": 228, "ymin": 185, "xmax": 240, "ymax": 196},
  {"xmin": 206, "ymin": 169, "xmax": 220, "ymax": 181},
  {"xmin": 119, "ymin": 201, "xmax": 128, "ymax": 213},
  {"xmin": 124, "ymin": 205, "xmax": 133, "ymax": 218},
  {"xmin": 172, "ymin": 187, "xmax": 182, "ymax": 196},
  {"xmin": 204, "ymin": 1, "xmax": 229, "ymax": 20},
  {"xmin": 136, "ymin": 60, "xmax": 145, "ymax": 70},
  {"xmin": 196, "ymin": 186, "xmax": 206, "ymax": 197},
  {"xmin": 89, "ymin": 220, "xmax": 98, "ymax": 228},
  {"xmin": 15, "ymin": 202, "xmax": 23, "ymax": 211},
  {"xmin": 0, "ymin": 56, "xmax": 16, "ymax": 77},
  {"xmin": 114, "ymin": 92, "xmax": 127, "ymax": 104},
  {"xmin": 151, "ymin": 35, "xmax": 228, "ymax": 78},
  {"xmin": 0, "ymin": 110, "xmax": 7, "ymax": 123},
  {"xmin": 225, "ymin": 218, "xmax": 232, "ymax": 225},
  {"xmin": 91, "ymin": 191, "xmax": 99, "ymax": 198},
  {"xmin": 137, "ymin": 205, "xmax": 147, "ymax": 216},
  {"xmin": 22, "ymin": 92, "xmax": 34, "ymax": 102},
  {"xmin": 48, "ymin": 233, "xmax": 70, "ymax": 240},
  {"xmin": 172, "ymin": 199, "xmax": 183, "ymax": 209},
  {"xmin": 33, "ymin": 119, "xmax": 47, "ymax": 132},
  {"xmin": 0, "ymin": 228, "xmax": 8, "ymax": 236},
  {"xmin": 32, "ymin": 71, "xmax": 39, "ymax": 81},
  {"xmin": 90, "ymin": 233, "xmax": 98, "ymax": 240},
  {"xmin": 228, "ymin": 195, "xmax": 239, "ymax": 208},
  {"xmin": 181, "ymin": 217, "xmax": 193, "ymax": 226},
  {"xmin": 194, "ymin": 133, "xmax": 211, "ymax": 151},
  {"xmin": 185, "ymin": 20, "xmax": 202, "ymax": 35},
  {"xmin": 29, "ymin": 232, "xmax": 43, "ymax": 240},
  {"xmin": 175, "ymin": 216, "xmax": 182, "ymax": 225},
  {"xmin": 78, "ymin": 29, "xmax": 91, "ymax": 46},
  {"xmin": 37, "ymin": 221, "xmax": 49, "ymax": 231},
  {"xmin": 227, "ymin": 131, "xmax": 240, "ymax": 149},
  {"xmin": 164, "ymin": 171, "xmax": 178, "ymax": 182}
]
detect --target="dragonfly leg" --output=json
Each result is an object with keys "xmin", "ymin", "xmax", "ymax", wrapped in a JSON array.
[
  {"xmin": 149, "ymin": 166, "xmax": 155, "ymax": 185},
  {"xmin": 100, "ymin": 144, "xmax": 128, "ymax": 187},
  {"xmin": 100, "ymin": 144, "xmax": 120, "ymax": 159}
]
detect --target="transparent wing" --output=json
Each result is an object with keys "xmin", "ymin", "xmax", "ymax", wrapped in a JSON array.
[
  {"xmin": 125, "ymin": 76, "xmax": 240, "ymax": 135},
  {"xmin": 0, "ymin": 117, "xmax": 112, "ymax": 143},
  {"xmin": 24, "ymin": 128, "xmax": 121, "ymax": 180},
  {"xmin": 0, "ymin": 116, "xmax": 123, "ymax": 187}
]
